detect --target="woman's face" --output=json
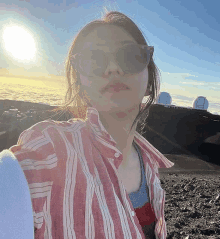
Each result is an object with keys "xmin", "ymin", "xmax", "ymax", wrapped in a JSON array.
[{"xmin": 77, "ymin": 25, "xmax": 149, "ymax": 113}]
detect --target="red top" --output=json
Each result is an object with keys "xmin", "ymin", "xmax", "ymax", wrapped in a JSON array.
[{"xmin": 135, "ymin": 203, "xmax": 156, "ymax": 227}]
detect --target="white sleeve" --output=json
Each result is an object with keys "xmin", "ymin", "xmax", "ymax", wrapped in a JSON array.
[{"xmin": 0, "ymin": 150, "xmax": 34, "ymax": 239}]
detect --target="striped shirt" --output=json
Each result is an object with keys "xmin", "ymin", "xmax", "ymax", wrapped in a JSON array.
[{"xmin": 9, "ymin": 106, "xmax": 174, "ymax": 239}]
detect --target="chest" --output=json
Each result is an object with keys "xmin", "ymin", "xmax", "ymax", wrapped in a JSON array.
[{"xmin": 118, "ymin": 149, "xmax": 142, "ymax": 194}]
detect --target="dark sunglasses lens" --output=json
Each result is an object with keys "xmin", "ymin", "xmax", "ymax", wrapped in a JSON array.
[
  {"xmin": 116, "ymin": 44, "xmax": 148, "ymax": 74},
  {"xmin": 78, "ymin": 50, "xmax": 107, "ymax": 77}
]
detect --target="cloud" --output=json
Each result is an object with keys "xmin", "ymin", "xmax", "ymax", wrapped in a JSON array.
[
  {"xmin": 180, "ymin": 81, "xmax": 205, "ymax": 86},
  {"xmin": 179, "ymin": 81, "xmax": 220, "ymax": 91},
  {"xmin": 161, "ymin": 71, "xmax": 220, "ymax": 90},
  {"xmin": 160, "ymin": 72, "xmax": 203, "ymax": 90},
  {"xmin": 172, "ymin": 95, "xmax": 194, "ymax": 101},
  {"xmin": 161, "ymin": 72, "xmax": 199, "ymax": 83},
  {"xmin": 0, "ymin": 66, "xmax": 65, "ymax": 81},
  {"xmin": 165, "ymin": 72, "xmax": 198, "ymax": 77},
  {"xmin": 0, "ymin": 68, "xmax": 9, "ymax": 75}
]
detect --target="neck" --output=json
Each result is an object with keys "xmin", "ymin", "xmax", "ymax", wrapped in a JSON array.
[{"xmin": 98, "ymin": 104, "xmax": 139, "ymax": 166}]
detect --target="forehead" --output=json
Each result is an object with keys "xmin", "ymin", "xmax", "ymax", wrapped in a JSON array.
[{"xmin": 81, "ymin": 25, "xmax": 136, "ymax": 49}]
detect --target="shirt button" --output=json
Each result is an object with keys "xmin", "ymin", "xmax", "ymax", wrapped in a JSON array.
[
  {"xmin": 114, "ymin": 152, "xmax": 120, "ymax": 158},
  {"xmin": 131, "ymin": 211, "xmax": 135, "ymax": 216}
]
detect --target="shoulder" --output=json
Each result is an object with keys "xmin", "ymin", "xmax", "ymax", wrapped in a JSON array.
[
  {"xmin": 9, "ymin": 119, "xmax": 85, "ymax": 162},
  {"xmin": 134, "ymin": 132, "xmax": 174, "ymax": 169},
  {"xmin": 9, "ymin": 120, "xmax": 54, "ymax": 157}
]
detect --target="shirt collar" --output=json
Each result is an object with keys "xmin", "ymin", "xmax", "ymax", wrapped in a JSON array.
[
  {"xmin": 86, "ymin": 107, "xmax": 117, "ymax": 145},
  {"xmin": 85, "ymin": 106, "xmax": 174, "ymax": 169}
]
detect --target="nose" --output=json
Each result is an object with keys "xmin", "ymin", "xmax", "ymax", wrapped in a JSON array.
[{"xmin": 103, "ymin": 59, "xmax": 124, "ymax": 78}]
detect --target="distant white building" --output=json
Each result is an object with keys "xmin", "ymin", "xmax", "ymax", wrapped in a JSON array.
[
  {"xmin": 193, "ymin": 96, "xmax": 209, "ymax": 110},
  {"xmin": 156, "ymin": 92, "xmax": 172, "ymax": 106}
]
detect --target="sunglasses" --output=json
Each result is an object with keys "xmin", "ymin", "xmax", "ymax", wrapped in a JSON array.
[{"xmin": 70, "ymin": 43, "xmax": 154, "ymax": 77}]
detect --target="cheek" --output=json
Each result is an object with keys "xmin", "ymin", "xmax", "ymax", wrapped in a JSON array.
[
  {"xmin": 79, "ymin": 74, "xmax": 92, "ymax": 87},
  {"xmin": 137, "ymin": 69, "xmax": 148, "ymax": 90}
]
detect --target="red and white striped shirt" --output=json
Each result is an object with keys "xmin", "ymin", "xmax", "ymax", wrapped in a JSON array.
[{"xmin": 9, "ymin": 107, "xmax": 174, "ymax": 239}]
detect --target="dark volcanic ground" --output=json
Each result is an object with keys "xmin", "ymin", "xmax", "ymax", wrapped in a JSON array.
[
  {"xmin": 159, "ymin": 154, "xmax": 220, "ymax": 239},
  {"xmin": 160, "ymin": 172, "xmax": 220, "ymax": 239}
]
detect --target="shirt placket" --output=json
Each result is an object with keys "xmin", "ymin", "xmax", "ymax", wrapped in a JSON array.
[{"xmin": 113, "ymin": 152, "xmax": 138, "ymax": 224}]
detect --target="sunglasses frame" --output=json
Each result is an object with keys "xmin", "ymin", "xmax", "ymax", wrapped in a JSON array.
[{"xmin": 70, "ymin": 43, "xmax": 154, "ymax": 77}]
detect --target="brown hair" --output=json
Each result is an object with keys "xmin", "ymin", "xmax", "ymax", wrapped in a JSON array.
[{"xmin": 48, "ymin": 11, "xmax": 160, "ymax": 135}]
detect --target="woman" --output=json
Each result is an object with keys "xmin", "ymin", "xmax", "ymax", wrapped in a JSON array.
[{"xmin": 9, "ymin": 11, "xmax": 174, "ymax": 238}]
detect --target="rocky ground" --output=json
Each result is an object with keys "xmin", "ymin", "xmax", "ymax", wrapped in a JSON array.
[{"xmin": 160, "ymin": 172, "xmax": 220, "ymax": 239}]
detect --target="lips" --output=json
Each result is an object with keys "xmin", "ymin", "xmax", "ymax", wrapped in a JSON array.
[
  {"xmin": 103, "ymin": 82, "xmax": 130, "ymax": 92},
  {"xmin": 109, "ymin": 83, "xmax": 129, "ymax": 89}
]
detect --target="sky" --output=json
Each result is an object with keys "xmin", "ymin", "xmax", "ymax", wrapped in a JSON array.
[{"xmin": 0, "ymin": 0, "xmax": 220, "ymax": 114}]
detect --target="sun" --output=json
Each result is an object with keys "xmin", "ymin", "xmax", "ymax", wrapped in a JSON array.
[{"xmin": 2, "ymin": 25, "xmax": 37, "ymax": 62}]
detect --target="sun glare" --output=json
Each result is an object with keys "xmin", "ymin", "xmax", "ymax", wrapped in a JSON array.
[{"xmin": 2, "ymin": 25, "xmax": 37, "ymax": 62}]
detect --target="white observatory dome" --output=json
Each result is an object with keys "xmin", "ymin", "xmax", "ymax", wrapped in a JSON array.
[
  {"xmin": 193, "ymin": 96, "xmax": 209, "ymax": 110},
  {"xmin": 156, "ymin": 92, "xmax": 172, "ymax": 106}
]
